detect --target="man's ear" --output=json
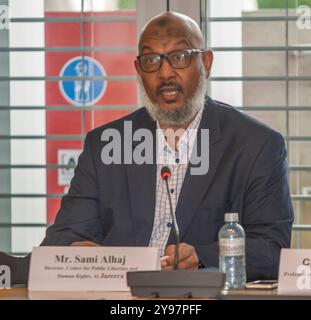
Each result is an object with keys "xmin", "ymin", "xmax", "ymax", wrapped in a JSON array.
[
  {"xmin": 134, "ymin": 59, "xmax": 141, "ymax": 75},
  {"xmin": 202, "ymin": 50, "xmax": 213, "ymax": 78}
]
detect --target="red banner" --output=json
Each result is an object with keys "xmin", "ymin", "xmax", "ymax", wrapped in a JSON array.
[{"xmin": 45, "ymin": 11, "xmax": 137, "ymax": 224}]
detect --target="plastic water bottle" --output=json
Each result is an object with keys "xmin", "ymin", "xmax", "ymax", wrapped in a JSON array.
[{"xmin": 219, "ymin": 212, "xmax": 246, "ymax": 289}]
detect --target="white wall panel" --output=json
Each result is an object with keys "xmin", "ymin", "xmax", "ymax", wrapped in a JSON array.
[
  {"xmin": 10, "ymin": 81, "xmax": 45, "ymax": 106},
  {"xmin": 11, "ymin": 168, "xmax": 46, "ymax": 194},
  {"xmin": 10, "ymin": 110, "xmax": 45, "ymax": 135},
  {"xmin": 11, "ymin": 198, "xmax": 47, "ymax": 224},
  {"xmin": 9, "ymin": 22, "xmax": 44, "ymax": 47},
  {"xmin": 11, "ymin": 227, "xmax": 46, "ymax": 252},
  {"xmin": 11, "ymin": 139, "xmax": 46, "ymax": 165},
  {"xmin": 9, "ymin": 0, "xmax": 44, "ymax": 18},
  {"xmin": 10, "ymin": 52, "xmax": 45, "ymax": 77}
]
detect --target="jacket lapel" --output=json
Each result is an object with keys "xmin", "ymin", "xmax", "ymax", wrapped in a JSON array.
[
  {"xmin": 126, "ymin": 112, "xmax": 157, "ymax": 246},
  {"xmin": 126, "ymin": 98, "xmax": 225, "ymax": 245},
  {"xmin": 175, "ymin": 98, "xmax": 225, "ymax": 241}
]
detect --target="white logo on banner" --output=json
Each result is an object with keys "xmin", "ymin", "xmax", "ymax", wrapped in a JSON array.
[{"xmin": 58, "ymin": 150, "xmax": 81, "ymax": 186}]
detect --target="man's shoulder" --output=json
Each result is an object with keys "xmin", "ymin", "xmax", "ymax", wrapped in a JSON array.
[
  {"xmin": 208, "ymin": 98, "xmax": 283, "ymax": 147},
  {"xmin": 87, "ymin": 107, "xmax": 151, "ymax": 138},
  {"xmin": 210, "ymin": 98, "xmax": 281, "ymax": 137}
]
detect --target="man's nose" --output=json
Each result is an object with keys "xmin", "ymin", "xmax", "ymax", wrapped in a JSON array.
[{"xmin": 158, "ymin": 58, "xmax": 176, "ymax": 80}]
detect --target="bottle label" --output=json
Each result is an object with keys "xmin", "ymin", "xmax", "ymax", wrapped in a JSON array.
[{"xmin": 219, "ymin": 238, "xmax": 245, "ymax": 256}]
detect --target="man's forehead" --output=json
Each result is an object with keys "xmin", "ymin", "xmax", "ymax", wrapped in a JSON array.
[
  {"xmin": 140, "ymin": 35, "xmax": 193, "ymax": 52},
  {"xmin": 139, "ymin": 26, "xmax": 199, "ymax": 51},
  {"xmin": 138, "ymin": 12, "xmax": 203, "ymax": 52}
]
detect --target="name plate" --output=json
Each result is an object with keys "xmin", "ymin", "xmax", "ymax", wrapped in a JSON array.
[
  {"xmin": 28, "ymin": 246, "xmax": 160, "ymax": 292},
  {"xmin": 278, "ymin": 248, "xmax": 311, "ymax": 294}
]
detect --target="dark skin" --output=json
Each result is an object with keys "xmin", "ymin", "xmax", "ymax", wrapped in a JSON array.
[
  {"xmin": 71, "ymin": 12, "xmax": 214, "ymax": 271},
  {"xmin": 135, "ymin": 12, "xmax": 213, "ymax": 132}
]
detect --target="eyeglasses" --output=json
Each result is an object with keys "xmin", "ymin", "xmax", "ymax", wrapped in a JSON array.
[{"xmin": 137, "ymin": 49, "xmax": 204, "ymax": 73}]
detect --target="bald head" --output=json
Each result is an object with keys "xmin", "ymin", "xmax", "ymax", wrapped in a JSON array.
[
  {"xmin": 135, "ymin": 12, "xmax": 213, "ymax": 127},
  {"xmin": 138, "ymin": 12, "xmax": 204, "ymax": 53}
]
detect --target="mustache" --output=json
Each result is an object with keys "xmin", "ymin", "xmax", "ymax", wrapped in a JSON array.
[{"xmin": 156, "ymin": 82, "xmax": 183, "ymax": 96}]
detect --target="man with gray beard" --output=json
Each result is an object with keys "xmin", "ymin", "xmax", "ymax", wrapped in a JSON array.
[
  {"xmin": 2, "ymin": 11, "xmax": 293, "ymax": 284},
  {"xmin": 137, "ymin": 62, "xmax": 208, "ymax": 128}
]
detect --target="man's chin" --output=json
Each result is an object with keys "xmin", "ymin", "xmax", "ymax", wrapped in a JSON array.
[{"xmin": 158, "ymin": 101, "xmax": 184, "ymax": 112}]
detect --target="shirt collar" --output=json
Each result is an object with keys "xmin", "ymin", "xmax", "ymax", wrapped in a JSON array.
[{"xmin": 156, "ymin": 108, "xmax": 204, "ymax": 165}]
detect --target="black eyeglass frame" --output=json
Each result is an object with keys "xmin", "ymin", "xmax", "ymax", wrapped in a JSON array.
[{"xmin": 136, "ymin": 48, "xmax": 205, "ymax": 73}]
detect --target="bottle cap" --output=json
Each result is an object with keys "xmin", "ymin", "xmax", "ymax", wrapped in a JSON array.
[{"xmin": 224, "ymin": 212, "xmax": 239, "ymax": 222}]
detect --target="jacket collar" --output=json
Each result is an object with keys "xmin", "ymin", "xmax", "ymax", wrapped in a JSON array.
[{"xmin": 127, "ymin": 97, "xmax": 224, "ymax": 245}]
